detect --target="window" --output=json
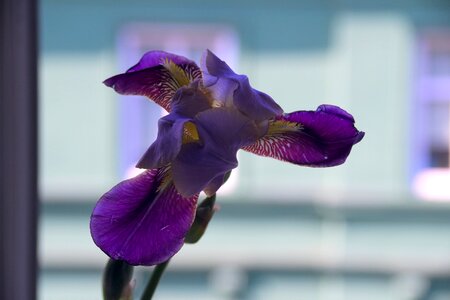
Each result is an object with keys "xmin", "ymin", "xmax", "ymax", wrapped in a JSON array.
[{"xmin": 412, "ymin": 30, "xmax": 450, "ymax": 201}]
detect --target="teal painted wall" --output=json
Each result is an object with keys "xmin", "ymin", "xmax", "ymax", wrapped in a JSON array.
[
  {"xmin": 39, "ymin": 1, "xmax": 450, "ymax": 299},
  {"xmin": 40, "ymin": 0, "xmax": 450, "ymax": 201}
]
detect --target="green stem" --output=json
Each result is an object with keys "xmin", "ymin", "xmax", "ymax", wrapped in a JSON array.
[{"xmin": 140, "ymin": 260, "xmax": 170, "ymax": 300}]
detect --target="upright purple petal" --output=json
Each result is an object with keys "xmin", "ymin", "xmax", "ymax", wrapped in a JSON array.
[
  {"xmin": 136, "ymin": 114, "xmax": 189, "ymax": 169},
  {"xmin": 104, "ymin": 51, "xmax": 202, "ymax": 112},
  {"xmin": 90, "ymin": 168, "xmax": 198, "ymax": 266},
  {"xmin": 243, "ymin": 105, "xmax": 364, "ymax": 167},
  {"xmin": 200, "ymin": 50, "xmax": 283, "ymax": 120},
  {"xmin": 137, "ymin": 86, "xmax": 213, "ymax": 169},
  {"xmin": 170, "ymin": 85, "xmax": 212, "ymax": 118}
]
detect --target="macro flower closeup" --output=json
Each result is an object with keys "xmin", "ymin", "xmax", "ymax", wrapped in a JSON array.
[{"xmin": 90, "ymin": 50, "xmax": 364, "ymax": 266}]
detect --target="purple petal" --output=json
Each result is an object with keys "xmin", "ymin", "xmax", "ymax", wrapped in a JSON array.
[
  {"xmin": 170, "ymin": 85, "xmax": 212, "ymax": 118},
  {"xmin": 172, "ymin": 108, "xmax": 264, "ymax": 196},
  {"xmin": 90, "ymin": 169, "xmax": 198, "ymax": 266},
  {"xmin": 136, "ymin": 114, "xmax": 189, "ymax": 169},
  {"xmin": 243, "ymin": 105, "xmax": 364, "ymax": 167},
  {"xmin": 317, "ymin": 104, "xmax": 355, "ymax": 122},
  {"xmin": 200, "ymin": 50, "xmax": 283, "ymax": 120},
  {"xmin": 127, "ymin": 51, "xmax": 197, "ymax": 73},
  {"xmin": 172, "ymin": 143, "xmax": 238, "ymax": 197},
  {"xmin": 232, "ymin": 75, "xmax": 284, "ymax": 121},
  {"xmin": 203, "ymin": 174, "xmax": 227, "ymax": 197},
  {"xmin": 104, "ymin": 51, "xmax": 202, "ymax": 112},
  {"xmin": 195, "ymin": 107, "xmax": 266, "ymax": 150},
  {"xmin": 137, "ymin": 86, "xmax": 213, "ymax": 169}
]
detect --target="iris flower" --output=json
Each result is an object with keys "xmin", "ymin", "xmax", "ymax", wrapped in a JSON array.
[{"xmin": 90, "ymin": 50, "xmax": 364, "ymax": 266}]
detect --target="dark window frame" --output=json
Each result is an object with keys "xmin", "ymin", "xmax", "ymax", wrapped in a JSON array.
[{"xmin": 0, "ymin": 0, "xmax": 38, "ymax": 299}]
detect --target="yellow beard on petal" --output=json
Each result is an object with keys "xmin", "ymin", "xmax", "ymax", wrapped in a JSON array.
[
  {"xmin": 162, "ymin": 59, "xmax": 191, "ymax": 87},
  {"xmin": 267, "ymin": 120, "xmax": 303, "ymax": 135},
  {"xmin": 182, "ymin": 121, "xmax": 200, "ymax": 144}
]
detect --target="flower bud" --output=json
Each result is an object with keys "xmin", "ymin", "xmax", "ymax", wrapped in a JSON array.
[
  {"xmin": 185, "ymin": 194, "xmax": 218, "ymax": 244},
  {"xmin": 102, "ymin": 259, "xmax": 134, "ymax": 300}
]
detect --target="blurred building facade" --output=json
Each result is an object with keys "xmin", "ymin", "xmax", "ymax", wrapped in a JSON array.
[{"xmin": 39, "ymin": 0, "xmax": 450, "ymax": 299}]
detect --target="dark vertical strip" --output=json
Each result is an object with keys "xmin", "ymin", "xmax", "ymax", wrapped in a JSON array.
[{"xmin": 0, "ymin": 0, "xmax": 38, "ymax": 299}]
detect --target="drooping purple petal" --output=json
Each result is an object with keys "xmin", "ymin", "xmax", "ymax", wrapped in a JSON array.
[
  {"xmin": 90, "ymin": 168, "xmax": 198, "ymax": 266},
  {"xmin": 243, "ymin": 104, "xmax": 365, "ymax": 167},
  {"xmin": 172, "ymin": 108, "xmax": 264, "ymax": 197},
  {"xmin": 200, "ymin": 49, "xmax": 283, "ymax": 120},
  {"xmin": 127, "ymin": 51, "xmax": 197, "ymax": 73},
  {"xmin": 315, "ymin": 104, "xmax": 355, "ymax": 122},
  {"xmin": 104, "ymin": 51, "xmax": 202, "ymax": 112}
]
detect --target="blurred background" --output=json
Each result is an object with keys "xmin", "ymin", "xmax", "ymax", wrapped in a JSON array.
[{"xmin": 39, "ymin": 0, "xmax": 450, "ymax": 299}]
